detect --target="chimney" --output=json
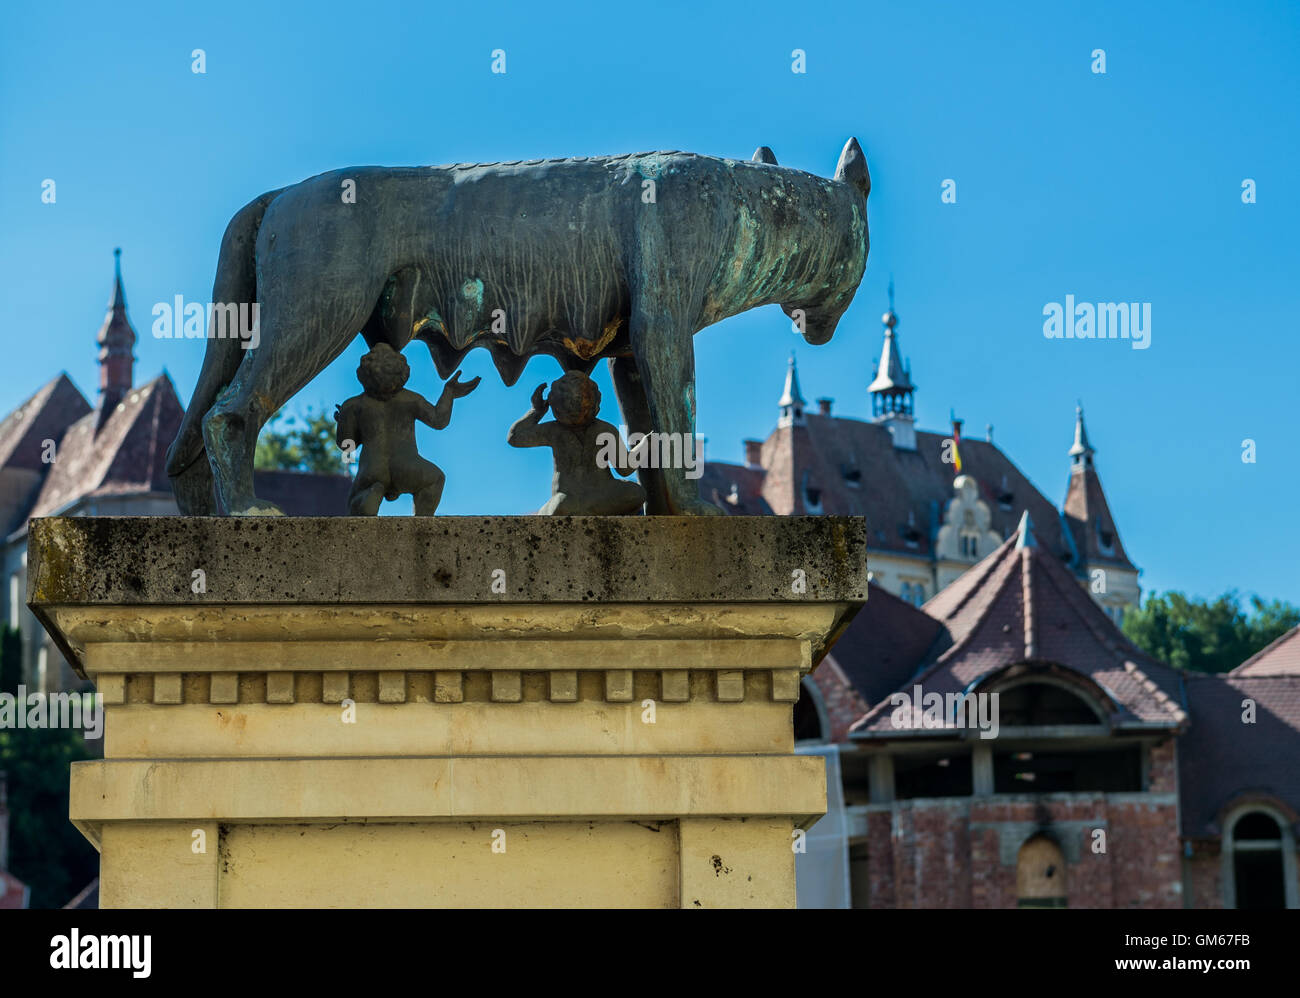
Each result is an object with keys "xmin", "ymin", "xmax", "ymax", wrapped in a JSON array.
[
  {"xmin": 817, "ymin": 397, "xmax": 833, "ymax": 416},
  {"xmin": 743, "ymin": 439, "xmax": 763, "ymax": 469}
]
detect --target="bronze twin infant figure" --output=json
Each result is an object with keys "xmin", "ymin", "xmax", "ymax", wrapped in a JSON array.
[{"xmin": 335, "ymin": 344, "xmax": 644, "ymax": 516}]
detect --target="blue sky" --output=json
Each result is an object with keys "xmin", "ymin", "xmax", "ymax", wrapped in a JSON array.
[{"xmin": 1, "ymin": 0, "xmax": 1297, "ymax": 605}]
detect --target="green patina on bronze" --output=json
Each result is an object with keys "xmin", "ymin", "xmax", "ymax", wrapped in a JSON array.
[{"xmin": 165, "ymin": 139, "xmax": 871, "ymax": 517}]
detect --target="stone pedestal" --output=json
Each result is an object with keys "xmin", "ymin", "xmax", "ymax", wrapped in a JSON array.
[{"xmin": 28, "ymin": 516, "xmax": 866, "ymax": 908}]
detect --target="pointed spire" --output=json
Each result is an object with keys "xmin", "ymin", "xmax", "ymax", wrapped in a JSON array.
[
  {"xmin": 107, "ymin": 246, "xmax": 126, "ymax": 312},
  {"xmin": 96, "ymin": 247, "xmax": 137, "ymax": 429},
  {"xmin": 1068, "ymin": 403, "xmax": 1094, "ymax": 468},
  {"xmin": 778, "ymin": 352, "xmax": 805, "ymax": 427},
  {"xmin": 1063, "ymin": 401, "xmax": 1134, "ymax": 574},
  {"xmin": 868, "ymin": 293, "xmax": 915, "ymax": 406},
  {"xmin": 778, "ymin": 352, "xmax": 805, "ymax": 406},
  {"xmin": 1015, "ymin": 510, "xmax": 1038, "ymax": 549}
]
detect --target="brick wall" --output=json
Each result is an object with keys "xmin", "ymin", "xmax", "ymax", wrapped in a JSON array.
[
  {"xmin": 809, "ymin": 659, "xmax": 869, "ymax": 744},
  {"xmin": 860, "ymin": 744, "xmax": 1182, "ymax": 908},
  {"xmin": 1185, "ymin": 842, "xmax": 1224, "ymax": 908}
]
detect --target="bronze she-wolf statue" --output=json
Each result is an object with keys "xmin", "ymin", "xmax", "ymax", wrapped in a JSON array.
[{"xmin": 165, "ymin": 139, "xmax": 871, "ymax": 515}]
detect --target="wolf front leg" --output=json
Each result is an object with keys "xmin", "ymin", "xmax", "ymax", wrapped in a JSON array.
[
  {"xmin": 608, "ymin": 356, "xmax": 671, "ymax": 514},
  {"xmin": 625, "ymin": 302, "xmax": 719, "ymax": 516}
]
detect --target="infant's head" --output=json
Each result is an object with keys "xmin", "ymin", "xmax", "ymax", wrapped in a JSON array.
[
  {"xmin": 357, "ymin": 343, "xmax": 410, "ymax": 400},
  {"xmin": 548, "ymin": 371, "xmax": 601, "ymax": 427}
]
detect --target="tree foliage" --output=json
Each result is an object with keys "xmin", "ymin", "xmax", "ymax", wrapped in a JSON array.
[
  {"xmin": 254, "ymin": 406, "xmax": 349, "ymax": 475},
  {"xmin": 0, "ymin": 629, "xmax": 99, "ymax": 908},
  {"xmin": 1122, "ymin": 590, "xmax": 1300, "ymax": 674}
]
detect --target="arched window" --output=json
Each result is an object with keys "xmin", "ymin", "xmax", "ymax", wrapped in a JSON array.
[
  {"xmin": 997, "ymin": 680, "xmax": 1105, "ymax": 727},
  {"xmin": 794, "ymin": 676, "xmax": 831, "ymax": 743},
  {"xmin": 988, "ymin": 677, "xmax": 1140, "ymax": 792},
  {"xmin": 1016, "ymin": 833, "xmax": 1067, "ymax": 908},
  {"xmin": 1224, "ymin": 807, "xmax": 1298, "ymax": 909}
]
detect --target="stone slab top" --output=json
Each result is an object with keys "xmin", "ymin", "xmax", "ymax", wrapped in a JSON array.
[{"xmin": 28, "ymin": 515, "xmax": 868, "ymax": 607}]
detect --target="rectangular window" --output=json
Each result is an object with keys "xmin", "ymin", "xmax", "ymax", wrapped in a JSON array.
[
  {"xmin": 895, "ymin": 753, "xmax": 973, "ymax": 799},
  {"xmin": 992, "ymin": 746, "xmax": 1142, "ymax": 793}
]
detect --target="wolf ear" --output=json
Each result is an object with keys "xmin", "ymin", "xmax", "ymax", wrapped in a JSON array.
[
  {"xmin": 834, "ymin": 137, "xmax": 870, "ymax": 198},
  {"xmin": 752, "ymin": 146, "xmax": 778, "ymax": 165}
]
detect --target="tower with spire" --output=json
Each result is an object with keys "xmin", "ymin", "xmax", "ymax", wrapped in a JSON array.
[
  {"xmin": 697, "ymin": 288, "xmax": 1141, "ymax": 626},
  {"xmin": 778, "ymin": 352, "xmax": 806, "ymax": 428},
  {"xmin": 1068, "ymin": 401, "xmax": 1094, "ymax": 470},
  {"xmin": 95, "ymin": 248, "xmax": 136, "ymax": 429},
  {"xmin": 1062, "ymin": 404, "xmax": 1140, "ymax": 624},
  {"xmin": 867, "ymin": 281, "xmax": 917, "ymax": 449}
]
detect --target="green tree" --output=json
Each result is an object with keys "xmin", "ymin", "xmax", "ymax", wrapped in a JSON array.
[
  {"xmin": 0, "ymin": 630, "xmax": 99, "ymax": 908},
  {"xmin": 254, "ymin": 406, "xmax": 349, "ymax": 475},
  {"xmin": 1123, "ymin": 590, "xmax": 1300, "ymax": 673}
]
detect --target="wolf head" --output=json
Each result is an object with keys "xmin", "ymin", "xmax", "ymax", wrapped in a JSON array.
[{"xmin": 768, "ymin": 137, "xmax": 871, "ymax": 345}]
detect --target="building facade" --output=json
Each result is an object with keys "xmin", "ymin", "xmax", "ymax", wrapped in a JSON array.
[
  {"xmin": 696, "ymin": 298, "xmax": 1297, "ymax": 909},
  {"xmin": 699, "ymin": 303, "xmax": 1141, "ymax": 623},
  {"xmin": 0, "ymin": 252, "xmax": 351, "ymax": 693},
  {"xmin": 789, "ymin": 508, "xmax": 1299, "ymax": 910}
]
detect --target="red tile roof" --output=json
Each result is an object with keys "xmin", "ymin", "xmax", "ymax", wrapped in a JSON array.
[
  {"xmin": 0, "ymin": 374, "xmax": 91, "ymax": 473},
  {"xmin": 8, "ymin": 372, "xmax": 352, "ymax": 521},
  {"xmin": 1063, "ymin": 464, "xmax": 1135, "ymax": 570},
  {"xmin": 851, "ymin": 523, "xmax": 1184, "ymax": 737},
  {"xmin": 696, "ymin": 461, "xmax": 772, "ymax": 514},
  {"xmin": 253, "ymin": 469, "xmax": 350, "ymax": 516},
  {"xmin": 821, "ymin": 581, "xmax": 945, "ymax": 709},
  {"xmin": 1232, "ymin": 625, "xmax": 1300, "ymax": 677},
  {"xmin": 27, "ymin": 375, "xmax": 182, "ymax": 518},
  {"xmin": 705, "ymin": 413, "xmax": 1080, "ymax": 564},
  {"xmin": 1178, "ymin": 675, "xmax": 1300, "ymax": 836}
]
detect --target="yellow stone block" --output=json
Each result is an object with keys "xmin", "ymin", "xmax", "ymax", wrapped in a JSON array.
[
  {"xmin": 434, "ymin": 671, "xmax": 463, "ymax": 703},
  {"xmin": 266, "ymin": 673, "xmax": 294, "ymax": 704},
  {"xmin": 209, "ymin": 672, "xmax": 239, "ymax": 704},
  {"xmin": 31, "ymin": 515, "xmax": 866, "ymax": 908},
  {"xmin": 377, "ymin": 672, "xmax": 406, "ymax": 703},
  {"xmin": 604, "ymin": 669, "xmax": 634, "ymax": 702},
  {"xmin": 678, "ymin": 818, "xmax": 796, "ymax": 908},
  {"xmin": 491, "ymin": 671, "xmax": 522, "ymax": 702},
  {"xmin": 549, "ymin": 670, "xmax": 578, "ymax": 701},
  {"xmin": 153, "ymin": 673, "xmax": 182, "ymax": 705},
  {"xmin": 98, "ymin": 822, "xmax": 218, "ymax": 909},
  {"xmin": 661, "ymin": 670, "xmax": 689, "ymax": 701},
  {"xmin": 716, "ymin": 670, "xmax": 745, "ymax": 702}
]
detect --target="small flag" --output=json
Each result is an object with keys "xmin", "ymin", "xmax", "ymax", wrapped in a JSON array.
[{"xmin": 950, "ymin": 411, "xmax": 963, "ymax": 475}]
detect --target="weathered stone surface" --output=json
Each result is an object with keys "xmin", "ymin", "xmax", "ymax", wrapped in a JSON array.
[
  {"xmin": 28, "ymin": 515, "xmax": 868, "ymax": 606},
  {"xmin": 39, "ymin": 515, "xmax": 863, "ymax": 908}
]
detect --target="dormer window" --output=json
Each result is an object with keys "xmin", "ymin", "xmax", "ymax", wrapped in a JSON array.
[
  {"xmin": 997, "ymin": 476, "xmax": 1015, "ymax": 511},
  {"xmin": 1096, "ymin": 519, "xmax": 1115, "ymax": 555},
  {"xmin": 902, "ymin": 511, "xmax": 922, "ymax": 548},
  {"xmin": 801, "ymin": 470, "xmax": 823, "ymax": 513},
  {"xmin": 841, "ymin": 464, "xmax": 862, "ymax": 487}
]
